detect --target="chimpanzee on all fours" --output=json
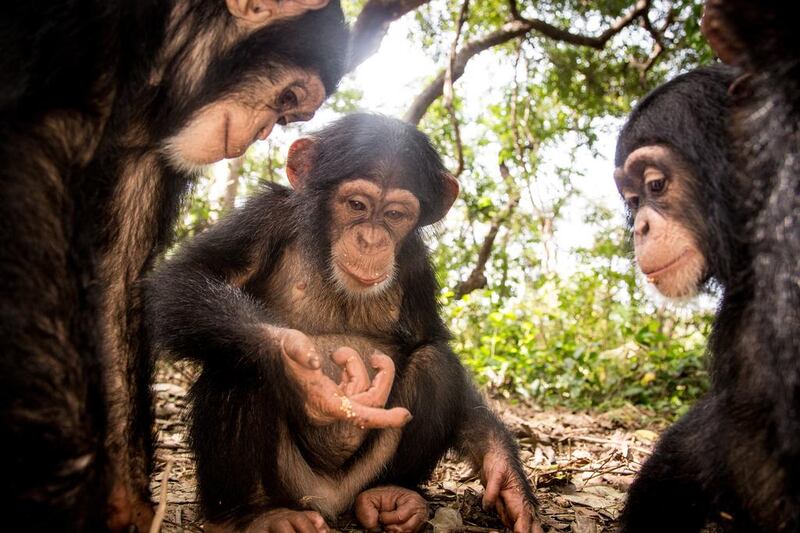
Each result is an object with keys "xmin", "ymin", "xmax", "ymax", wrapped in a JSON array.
[
  {"xmin": 613, "ymin": 1, "xmax": 800, "ymax": 529},
  {"xmin": 146, "ymin": 114, "xmax": 542, "ymax": 533},
  {"xmin": 1, "ymin": 1, "xmax": 348, "ymax": 530}
]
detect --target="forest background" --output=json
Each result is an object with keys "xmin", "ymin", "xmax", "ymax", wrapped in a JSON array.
[{"xmin": 175, "ymin": 0, "xmax": 717, "ymax": 418}]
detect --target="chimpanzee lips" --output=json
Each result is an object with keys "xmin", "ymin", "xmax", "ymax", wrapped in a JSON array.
[
  {"xmin": 641, "ymin": 248, "xmax": 692, "ymax": 280},
  {"xmin": 335, "ymin": 261, "xmax": 390, "ymax": 286}
]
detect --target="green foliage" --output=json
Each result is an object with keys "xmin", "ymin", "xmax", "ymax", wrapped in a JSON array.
[{"xmin": 438, "ymin": 208, "xmax": 713, "ymax": 416}]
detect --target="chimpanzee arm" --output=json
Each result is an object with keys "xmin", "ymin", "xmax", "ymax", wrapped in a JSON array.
[
  {"xmin": 381, "ymin": 338, "xmax": 540, "ymax": 533},
  {"xmin": 145, "ymin": 185, "xmax": 292, "ymax": 372},
  {"xmin": 454, "ymin": 376, "xmax": 540, "ymax": 533}
]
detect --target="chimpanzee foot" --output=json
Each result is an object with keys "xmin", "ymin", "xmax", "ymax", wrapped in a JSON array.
[
  {"xmin": 106, "ymin": 482, "xmax": 154, "ymax": 533},
  {"xmin": 207, "ymin": 509, "xmax": 330, "ymax": 533},
  {"xmin": 355, "ymin": 485, "xmax": 429, "ymax": 533}
]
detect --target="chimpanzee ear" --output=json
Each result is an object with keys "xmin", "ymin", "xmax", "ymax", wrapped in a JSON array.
[
  {"xmin": 426, "ymin": 172, "xmax": 460, "ymax": 225},
  {"xmin": 226, "ymin": 0, "xmax": 328, "ymax": 26},
  {"xmin": 286, "ymin": 137, "xmax": 317, "ymax": 190}
]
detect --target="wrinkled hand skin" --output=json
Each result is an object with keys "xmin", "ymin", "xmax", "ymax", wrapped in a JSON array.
[
  {"xmin": 106, "ymin": 482, "xmax": 154, "ymax": 533},
  {"xmin": 481, "ymin": 450, "xmax": 543, "ymax": 533},
  {"xmin": 205, "ymin": 509, "xmax": 330, "ymax": 533},
  {"xmin": 272, "ymin": 327, "xmax": 412, "ymax": 429},
  {"xmin": 355, "ymin": 486, "xmax": 430, "ymax": 533}
]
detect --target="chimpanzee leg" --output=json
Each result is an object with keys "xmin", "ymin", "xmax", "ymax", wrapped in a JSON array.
[
  {"xmin": 189, "ymin": 370, "xmax": 279, "ymax": 527},
  {"xmin": 618, "ymin": 401, "xmax": 715, "ymax": 533}
]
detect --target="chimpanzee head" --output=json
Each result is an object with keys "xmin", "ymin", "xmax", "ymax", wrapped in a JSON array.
[
  {"xmin": 613, "ymin": 64, "xmax": 743, "ymax": 298},
  {"xmin": 160, "ymin": 0, "xmax": 348, "ymax": 168},
  {"xmin": 285, "ymin": 113, "xmax": 459, "ymax": 297}
]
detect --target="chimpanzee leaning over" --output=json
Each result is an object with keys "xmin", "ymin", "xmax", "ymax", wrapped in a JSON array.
[
  {"xmin": 1, "ymin": 1, "xmax": 348, "ymax": 530},
  {"xmin": 613, "ymin": 18, "xmax": 800, "ymax": 529}
]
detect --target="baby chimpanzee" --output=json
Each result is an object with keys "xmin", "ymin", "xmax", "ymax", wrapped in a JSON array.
[{"xmin": 147, "ymin": 113, "xmax": 542, "ymax": 533}]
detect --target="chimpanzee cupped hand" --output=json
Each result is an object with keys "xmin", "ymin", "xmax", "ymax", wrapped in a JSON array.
[{"xmin": 270, "ymin": 326, "xmax": 413, "ymax": 429}]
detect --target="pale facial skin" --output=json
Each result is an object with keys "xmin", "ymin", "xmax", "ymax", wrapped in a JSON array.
[
  {"xmin": 166, "ymin": 69, "xmax": 326, "ymax": 166},
  {"xmin": 614, "ymin": 144, "xmax": 708, "ymax": 298},
  {"xmin": 328, "ymin": 179, "xmax": 421, "ymax": 296}
]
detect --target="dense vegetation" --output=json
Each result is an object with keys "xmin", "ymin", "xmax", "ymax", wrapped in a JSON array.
[{"xmin": 176, "ymin": 0, "xmax": 717, "ymax": 417}]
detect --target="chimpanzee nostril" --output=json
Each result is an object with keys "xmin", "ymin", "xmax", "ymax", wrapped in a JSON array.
[{"xmin": 634, "ymin": 216, "xmax": 650, "ymax": 238}]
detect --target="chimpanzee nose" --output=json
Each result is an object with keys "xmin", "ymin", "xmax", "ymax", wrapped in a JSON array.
[
  {"xmin": 355, "ymin": 226, "xmax": 389, "ymax": 254},
  {"xmin": 634, "ymin": 215, "xmax": 650, "ymax": 238}
]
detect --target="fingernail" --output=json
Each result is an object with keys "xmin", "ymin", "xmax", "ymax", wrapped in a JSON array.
[
  {"xmin": 308, "ymin": 356, "xmax": 320, "ymax": 369},
  {"xmin": 404, "ymin": 413, "xmax": 413, "ymax": 423}
]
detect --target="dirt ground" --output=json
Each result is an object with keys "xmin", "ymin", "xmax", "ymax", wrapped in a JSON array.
[{"xmin": 150, "ymin": 360, "xmax": 671, "ymax": 533}]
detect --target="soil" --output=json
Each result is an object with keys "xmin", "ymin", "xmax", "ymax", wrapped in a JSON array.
[{"xmin": 149, "ymin": 360, "xmax": 676, "ymax": 533}]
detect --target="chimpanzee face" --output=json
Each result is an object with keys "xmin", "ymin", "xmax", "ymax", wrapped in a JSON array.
[
  {"xmin": 614, "ymin": 144, "xmax": 708, "ymax": 298},
  {"xmin": 164, "ymin": 69, "xmax": 326, "ymax": 167},
  {"xmin": 284, "ymin": 118, "xmax": 460, "ymax": 299},
  {"xmin": 327, "ymin": 179, "xmax": 421, "ymax": 296}
]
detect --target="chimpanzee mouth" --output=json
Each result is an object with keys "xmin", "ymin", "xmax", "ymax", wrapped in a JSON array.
[
  {"xmin": 642, "ymin": 248, "xmax": 693, "ymax": 280},
  {"xmin": 335, "ymin": 261, "xmax": 390, "ymax": 287}
]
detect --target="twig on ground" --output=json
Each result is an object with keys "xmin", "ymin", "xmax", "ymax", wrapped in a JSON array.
[
  {"xmin": 562, "ymin": 435, "xmax": 652, "ymax": 456},
  {"xmin": 150, "ymin": 457, "xmax": 175, "ymax": 533}
]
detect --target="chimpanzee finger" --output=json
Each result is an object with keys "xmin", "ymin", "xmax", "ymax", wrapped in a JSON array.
[
  {"xmin": 495, "ymin": 499, "xmax": 509, "ymax": 527},
  {"xmin": 278, "ymin": 328, "xmax": 320, "ymax": 370},
  {"xmin": 332, "ymin": 347, "xmax": 369, "ymax": 395},
  {"xmin": 511, "ymin": 506, "xmax": 532, "ymax": 533},
  {"xmin": 276, "ymin": 512, "xmax": 324, "ymax": 533},
  {"xmin": 349, "ymin": 402, "xmax": 412, "ymax": 429},
  {"xmin": 379, "ymin": 504, "xmax": 425, "ymax": 526},
  {"xmin": 350, "ymin": 351, "xmax": 395, "ymax": 407},
  {"xmin": 298, "ymin": 511, "xmax": 330, "ymax": 533},
  {"xmin": 381, "ymin": 503, "xmax": 428, "ymax": 533},
  {"xmin": 482, "ymin": 473, "xmax": 501, "ymax": 510},
  {"xmin": 384, "ymin": 519, "xmax": 426, "ymax": 533},
  {"xmin": 354, "ymin": 494, "xmax": 381, "ymax": 529}
]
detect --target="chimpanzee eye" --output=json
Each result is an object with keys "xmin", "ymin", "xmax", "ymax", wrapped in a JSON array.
[
  {"xmin": 647, "ymin": 178, "xmax": 667, "ymax": 194},
  {"xmin": 348, "ymin": 199, "xmax": 366, "ymax": 211},
  {"xmin": 385, "ymin": 210, "xmax": 405, "ymax": 221},
  {"xmin": 277, "ymin": 89, "xmax": 298, "ymax": 110},
  {"xmin": 625, "ymin": 195, "xmax": 640, "ymax": 210}
]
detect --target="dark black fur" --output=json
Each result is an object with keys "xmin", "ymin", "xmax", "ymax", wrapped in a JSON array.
[
  {"xmin": 145, "ymin": 114, "xmax": 534, "ymax": 527},
  {"xmin": 615, "ymin": 17, "xmax": 800, "ymax": 532},
  {"xmin": 0, "ymin": 2, "xmax": 347, "ymax": 530}
]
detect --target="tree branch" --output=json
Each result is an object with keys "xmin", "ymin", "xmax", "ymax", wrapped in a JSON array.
[
  {"xmin": 631, "ymin": 5, "xmax": 669, "ymax": 77},
  {"xmin": 349, "ymin": 0, "xmax": 432, "ymax": 71},
  {"xmin": 222, "ymin": 156, "xmax": 244, "ymax": 213},
  {"xmin": 404, "ymin": 0, "xmax": 651, "ymax": 124},
  {"xmin": 443, "ymin": 0, "xmax": 470, "ymax": 177},
  {"xmin": 453, "ymin": 163, "xmax": 520, "ymax": 300}
]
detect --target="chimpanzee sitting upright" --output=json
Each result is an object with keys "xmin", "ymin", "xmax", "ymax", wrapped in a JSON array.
[
  {"xmin": 613, "ymin": 60, "xmax": 800, "ymax": 531},
  {"xmin": 146, "ymin": 114, "xmax": 542, "ymax": 533}
]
